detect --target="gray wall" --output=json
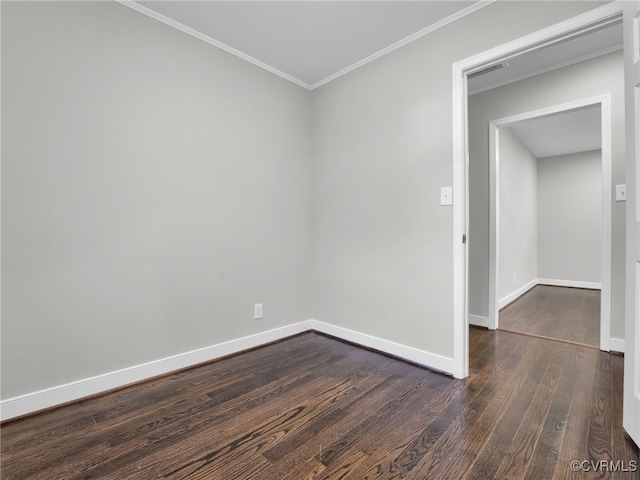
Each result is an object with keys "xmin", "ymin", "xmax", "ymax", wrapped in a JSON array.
[
  {"xmin": 1, "ymin": 0, "xmax": 609, "ymax": 399},
  {"xmin": 311, "ymin": 1, "xmax": 606, "ymax": 357},
  {"xmin": 497, "ymin": 141, "xmax": 603, "ymax": 303},
  {"xmin": 498, "ymin": 128, "xmax": 538, "ymax": 301},
  {"xmin": 468, "ymin": 50, "xmax": 625, "ymax": 338},
  {"xmin": 2, "ymin": 1, "xmax": 312, "ymax": 399},
  {"xmin": 538, "ymin": 150, "xmax": 602, "ymax": 283}
]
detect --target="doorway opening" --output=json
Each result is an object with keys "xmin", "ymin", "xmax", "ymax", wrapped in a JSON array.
[
  {"xmin": 451, "ymin": 2, "xmax": 624, "ymax": 379},
  {"xmin": 487, "ymin": 100, "xmax": 610, "ymax": 350}
]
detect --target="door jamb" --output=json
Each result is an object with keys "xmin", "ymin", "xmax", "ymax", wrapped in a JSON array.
[
  {"xmin": 487, "ymin": 96, "xmax": 612, "ymax": 351},
  {"xmin": 452, "ymin": 2, "xmax": 623, "ymax": 378}
]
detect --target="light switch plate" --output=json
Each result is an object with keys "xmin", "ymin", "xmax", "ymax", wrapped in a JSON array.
[
  {"xmin": 440, "ymin": 186, "xmax": 453, "ymax": 206},
  {"xmin": 616, "ymin": 184, "xmax": 626, "ymax": 202}
]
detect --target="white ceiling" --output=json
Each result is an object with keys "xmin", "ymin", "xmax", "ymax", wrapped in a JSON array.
[
  {"xmin": 123, "ymin": 1, "xmax": 617, "ymax": 158},
  {"xmin": 128, "ymin": 0, "xmax": 482, "ymax": 89},
  {"xmin": 126, "ymin": 1, "xmax": 622, "ymax": 94},
  {"xmin": 508, "ymin": 105, "xmax": 602, "ymax": 159},
  {"xmin": 476, "ymin": 20, "xmax": 619, "ymax": 159}
]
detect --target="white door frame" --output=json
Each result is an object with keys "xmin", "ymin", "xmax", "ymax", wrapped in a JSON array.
[
  {"xmin": 622, "ymin": 0, "xmax": 640, "ymax": 447},
  {"xmin": 487, "ymin": 96, "xmax": 612, "ymax": 352},
  {"xmin": 451, "ymin": 2, "xmax": 624, "ymax": 378}
]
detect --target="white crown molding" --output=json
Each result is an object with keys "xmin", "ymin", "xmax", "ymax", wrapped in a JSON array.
[
  {"xmin": 115, "ymin": 0, "xmax": 313, "ymax": 90},
  {"xmin": 310, "ymin": 0, "xmax": 496, "ymax": 90},
  {"xmin": 0, "ymin": 319, "xmax": 454, "ymax": 421},
  {"xmin": 469, "ymin": 43, "xmax": 623, "ymax": 96},
  {"xmin": 115, "ymin": 0, "xmax": 495, "ymax": 92}
]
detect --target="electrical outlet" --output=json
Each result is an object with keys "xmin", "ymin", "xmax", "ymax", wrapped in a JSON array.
[
  {"xmin": 254, "ymin": 303, "xmax": 263, "ymax": 320},
  {"xmin": 440, "ymin": 186, "xmax": 453, "ymax": 206}
]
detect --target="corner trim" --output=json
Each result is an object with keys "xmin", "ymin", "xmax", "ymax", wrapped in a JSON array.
[
  {"xmin": 498, "ymin": 279, "xmax": 539, "ymax": 310},
  {"xmin": 1, "ymin": 320, "xmax": 454, "ymax": 421},
  {"xmin": 610, "ymin": 337, "xmax": 625, "ymax": 353},
  {"xmin": 468, "ymin": 315, "xmax": 492, "ymax": 329},
  {"xmin": 311, "ymin": 320, "xmax": 456, "ymax": 376}
]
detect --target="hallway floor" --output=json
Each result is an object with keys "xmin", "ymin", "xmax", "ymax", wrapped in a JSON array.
[{"xmin": 499, "ymin": 285, "xmax": 600, "ymax": 347}]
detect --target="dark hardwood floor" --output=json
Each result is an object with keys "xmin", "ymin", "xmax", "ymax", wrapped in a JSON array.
[
  {"xmin": 499, "ymin": 285, "xmax": 601, "ymax": 347},
  {"xmin": 1, "ymin": 329, "xmax": 638, "ymax": 479}
]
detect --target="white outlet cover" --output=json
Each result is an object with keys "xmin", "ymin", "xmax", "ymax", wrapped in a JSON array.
[{"xmin": 440, "ymin": 186, "xmax": 453, "ymax": 206}]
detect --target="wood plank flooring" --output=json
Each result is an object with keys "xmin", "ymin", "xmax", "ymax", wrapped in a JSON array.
[
  {"xmin": 499, "ymin": 285, "xmax": 600, "ymax": 347},
  {"xmin": 1, "ymin": 329, "xmax": 638, "ymax": 479}
]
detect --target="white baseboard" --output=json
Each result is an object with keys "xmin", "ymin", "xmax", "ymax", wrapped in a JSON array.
[
  {"xmin": 610, "ymin": 337, "xmax": 625, "ymax": 353},
  {"xmin": 1, "ymin": 319, "xmax": 454, "ymax": 421},
  {"xmin": 0, "ymin": 320, "xmax": 315, "ymax": 422},
  {"xmin": 310, "ymin": 320, "xmax": 455, "ymax": 375},
  {"xmin": 499, "ymin": 279, "xmax": 538, "ymax": 309},
  {"xmin": 468, "ymin": 314, "xmax": 491, "ymax": 329},
  {"xmin": 498, "ymin": 278, "xmax": 602, "ymax": 311},
  {"xmin": 537, "ymin": 278, "xmax": 602, "ymax": 290}
]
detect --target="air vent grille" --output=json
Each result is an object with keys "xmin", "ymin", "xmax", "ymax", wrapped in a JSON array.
[{"xmin": 468, "ymin": 62, "xmax": 507, "ymax": 79}]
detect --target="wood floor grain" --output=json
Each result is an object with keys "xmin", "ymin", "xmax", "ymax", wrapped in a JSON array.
[
  {"xmin": 1, "ymin": 329, "xmax": 638, "ymax": 479},
  {"xmin": 499, "ymin": 285, "xmax": 601, "ymax": 347}
]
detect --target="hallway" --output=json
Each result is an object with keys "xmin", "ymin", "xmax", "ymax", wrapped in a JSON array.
[{"xmin": 499, "ymin": 285, "xmax": 600, "ymax": 347}]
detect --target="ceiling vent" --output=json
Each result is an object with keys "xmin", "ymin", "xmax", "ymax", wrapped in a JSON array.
[{"xmin": 468, "ymin": 62, "xmax": 508, "ymax": 79}]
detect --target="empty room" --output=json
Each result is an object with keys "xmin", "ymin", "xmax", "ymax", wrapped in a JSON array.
[{"xmin": 2, "ymin": 1, "xmax": 640, "ymax": 479}]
